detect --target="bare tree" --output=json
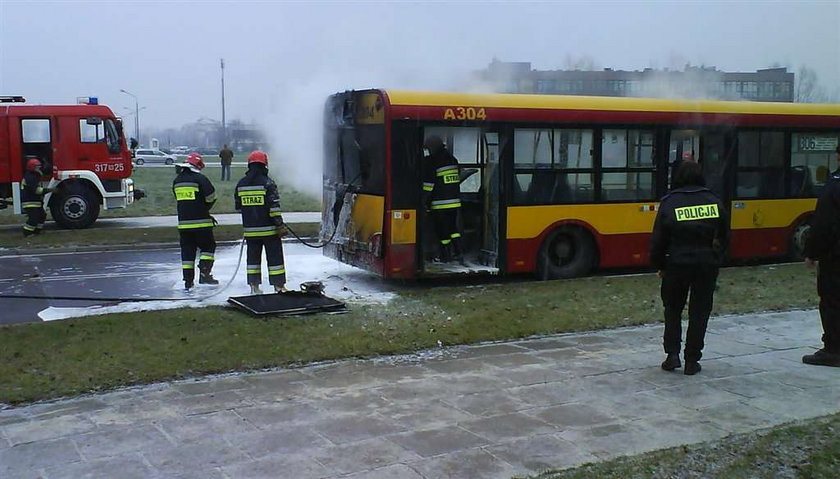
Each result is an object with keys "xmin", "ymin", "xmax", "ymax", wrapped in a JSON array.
[{"xmin": 795, "ymin": 65, "xmax": 828, "ymax": 103}]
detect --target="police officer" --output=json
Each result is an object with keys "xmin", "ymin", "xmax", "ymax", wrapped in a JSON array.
[
  {"xmin": 173, "ymin": 153, "xmax": 218, "ymax": 290},
  {"xmin": 422, "ymin": 135, "xmax": 464, "ymax": 264},
  {"xmin": 235, "ymin": 151, "xmax": 287, "ymax": 294},
  {"xmin": 650, "ymin": 161, "xmax": 729, "ymax": 375},
  {"xmin": 21, "ymin": 157, "xmax": 52, "ymax": 236},
  {"xmin": 802, "ymin": 145, "xmax": 840, "ymax": 367}
]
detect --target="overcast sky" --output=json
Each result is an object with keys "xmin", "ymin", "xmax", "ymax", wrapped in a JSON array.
[{"xmin": 2, "ymin": 0, "xmax": 838, "ymax": 130}]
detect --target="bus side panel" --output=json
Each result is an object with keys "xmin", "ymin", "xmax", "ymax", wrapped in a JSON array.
[
  {"xmin": 728, "ymin": 198, "xmax": 815, "ymax": 259},
  {"xmin": 729, "ymin": 228, "xmax": 790, "ymax": 259},
  {"xmin": 506, "ymin": 232, "xmax": 652, "ymax": 273}
]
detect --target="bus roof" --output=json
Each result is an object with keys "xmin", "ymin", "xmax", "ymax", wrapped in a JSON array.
[{"xmin": 382, "ymin": 90, "xmax": 840, "ymax": 118}]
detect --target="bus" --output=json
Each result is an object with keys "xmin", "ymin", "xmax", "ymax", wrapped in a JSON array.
[{"xmin": 322, "ymin": 89, "xmax": 840, "ymax": 280}]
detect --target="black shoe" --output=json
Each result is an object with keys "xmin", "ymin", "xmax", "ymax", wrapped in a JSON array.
[
  {"xmin": 684, "ymin": 362, "xmax": 702, "ymax": 375},
  {"xmin": 661, "ymin": 354, "xmax": 681, "ymax": 371},
  {"xmin": 199, "ymin": 273, "xmax": 219, "ymax": 285},
  {"xmin": 802, "ymin": 349, "xmax": 840, "ymax": 367},
  {"xmin": 184, "ymin": 281, "xmax": 194, "ymax": 291}
]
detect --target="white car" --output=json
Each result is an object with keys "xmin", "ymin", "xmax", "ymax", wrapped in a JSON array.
[{"xmin": 134, "ymin": 149, "xmax": 177, "ymax": 165}]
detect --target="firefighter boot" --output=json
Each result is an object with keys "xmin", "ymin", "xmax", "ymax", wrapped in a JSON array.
[
  {"xmin": 184, "ymin": 280, "xmax": 194, "ymax": 291},
  {"xmin": 451, "ymin": 238, "xmax": 467, "ymax": 266},
  {"xmin": 274, "ymin": 284, "xmax": 289, "ymax": 294},
  {"xmin": 249, "ymin": 284, "xmax": 262, "ymax": 295},
  {"xmin": 439, "ymin": 242, "xmax": 452, "ymax": 263},
  {"xmin": 199, "ymin": 266, "xmax": 219, "ymax": 285}
]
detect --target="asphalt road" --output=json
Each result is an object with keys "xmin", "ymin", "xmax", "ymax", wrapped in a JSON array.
[{"xmin": 0, "ymin": 247, "xmax": 186, "ymax": 325}]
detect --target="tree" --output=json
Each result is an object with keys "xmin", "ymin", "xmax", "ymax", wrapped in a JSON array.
[{"xmin": 795, "ymin": 65, "xmax": 828, "ymax": 103}]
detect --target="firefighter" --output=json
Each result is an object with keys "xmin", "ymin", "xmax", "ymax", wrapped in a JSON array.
[
  {"xmin": 422, "ymin": 135, "xmax": 464, "ymax": 264},
  {"xmin": 21, "ymin": 158, "xmax": 52, "ymax": 237},
  {"xmin": 173, "ymin": 152, "xmax": 218, "ymax": 290},
  {"xmin": 802, "ymin": 145, "xmax": 840, "ymax": 367},
  {"xmin": 650, "ymin": 161, "xmax": 729, "ymax": 375},
  {"xmin": 234, "ymin": 150, "xmax": 287, "ymax": 294}
]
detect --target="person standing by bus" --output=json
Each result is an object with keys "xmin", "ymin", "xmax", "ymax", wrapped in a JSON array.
[
  {"xmin": 422, "ymin": 135, "xmax": 465, "ymax": 264},
  {"xmin": 21, "ymin": 158, "xmax": 52, "ymax": 237},
  {"xmin": 802, "ymin": 145, "xmax": 840, "ymax": 368},
  {"xmin": 235, "ymin": 150, "xmax": 287, "ymax": 294},
  {"xmin": 173, "ymin": 153, "xmax": 219, "ymax": 290},
  {"xmin": 650, "ymin": 161, "xmax": 729, "ymax": 375},
  {"xmin": 219, "ymin": 144, "xmax": 234, "ymax": 182}
]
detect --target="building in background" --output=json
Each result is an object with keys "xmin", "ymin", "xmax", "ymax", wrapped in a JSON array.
[{"xmin": 476, "ymin": 60, "xmax": 794, "ymax": 102}]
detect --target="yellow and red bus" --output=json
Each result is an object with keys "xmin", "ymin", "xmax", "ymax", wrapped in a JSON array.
[{"xmin": 322, "ymin": 89, "xmax": 840, "ymax": 279}]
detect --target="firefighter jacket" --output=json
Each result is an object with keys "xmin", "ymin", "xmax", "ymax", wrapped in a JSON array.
[
  {"xmin": 234, "ymin": 164, "xmax": 284, "ymax": 238},
  {"xmin": 172, "ymin": 169, "xmax": 216, "ymax": 229},
  {"xmin": 650, "ymin": 186, "xmax": 729, "ymax": 270},
  {"xmin": 21, "ymin": 170, "xmax": 46, "ymax": 210},
  {"xmin": 804, "ymin": 170, "xmax": 840, "ymax": 261},
  {"xmin": 422, "ymin": 148, "xmax": 461, "ymax": 210}
]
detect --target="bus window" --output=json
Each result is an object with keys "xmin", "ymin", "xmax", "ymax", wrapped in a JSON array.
[
  {"xmin": 514, "ymin": 128, "xmax": 594, "ymax": 204},
  {"xmin": 736, "ymin": 131, "xmax": 785, "ymax": 198},
  {"xmin": 601, "ymin": 129, "xmax": 656, "ymax": 202},
  {"xmin": 791, "ymin": 132, "xmax": 840, "ymax": 196},
  {"xmin": 424, "ymin": 127, "xmax": 481, "ymax": 193},
  {"xmin": 668, "ymin": 130, "xmax": 700, "ymax": 189}
]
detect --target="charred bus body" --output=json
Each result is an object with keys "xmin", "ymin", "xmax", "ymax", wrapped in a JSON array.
[{"xmin": 323, "ymin": 89, "xmax": 840, "ymax": 280}]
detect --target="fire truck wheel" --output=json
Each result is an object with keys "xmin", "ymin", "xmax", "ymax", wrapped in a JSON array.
[
  {"xmin": 50, "ymin": 183, "xmax": 100, "ymax": 229},
  {"xmin": 536, "ymin": 225, "xmax": 596, "ymax": 280}
]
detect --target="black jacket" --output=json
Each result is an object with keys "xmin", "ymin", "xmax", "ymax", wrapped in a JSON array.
[
  {"xmin": 650, "ymin": 186, "xmax": 729, "ymax": 269},
  {"xmin": 422, "ymin": 148, "xmax": 461, "ymax": 210},
  {"xmin": 21, "ymin": 170, "xmax": 46, "ymax": 209},
  {"xmin": 172, "ymin": 169, "xmax": 216, "ymax": 229},
  {"xmin": 234, "ymin": 164, "xmax": 284, "ymax": 238},
  {"xmin": 804, "ymin": 170, "xmax": 840, "ymax": 261}
]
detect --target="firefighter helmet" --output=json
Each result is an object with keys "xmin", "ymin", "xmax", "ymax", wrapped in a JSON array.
[
  {"xmin": 25, "ymin": 158, "xmax": 42, "ymax": 172},
  {"xmin": 185, "ymin": 152, "xmax": 205, "ymax": 170},
  {"xmin": 247, "ymin": 150, "xmax": 268, "ymax": 165}
]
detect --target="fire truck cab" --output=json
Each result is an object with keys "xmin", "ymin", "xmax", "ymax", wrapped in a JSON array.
[{"xmin": 0, "ymin": 96, "xmax": 137, "ymax": 228}]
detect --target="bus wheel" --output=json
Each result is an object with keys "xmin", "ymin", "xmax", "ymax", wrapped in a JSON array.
[
  {"xmin": 536, "ymin": 226, "xmax": 596, "ymax": 280},
  {"xmin": 50, "ymin": 183, "xmax": 100, "ymax": 229},
  {"xmin": 789, "ymin": 220, "xmax": 810, "ymax": 260}
]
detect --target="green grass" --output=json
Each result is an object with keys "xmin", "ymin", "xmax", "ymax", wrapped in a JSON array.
[
  {"xmin": 0, "ymin": 166, "xmax": 321, "ymax": 224},
  {"xmin": 533, "ymin": 413, "xmax": 840, "ymax": 479},
  {"xmin": 0, "ymin": 223, "xmax": 321, "ymax": 250},
  {"xmin": 0, "ymin": 263, "xmax": 817, "ymax": 405}
]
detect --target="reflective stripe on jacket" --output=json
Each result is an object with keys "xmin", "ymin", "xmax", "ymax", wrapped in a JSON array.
[
  {"xmin": 235, "ymin": 165, "xmax": 284, "ymax": 237},
  {"xmin": 173, "ymin": 170, "xmax": 216, "ymax": 229}
]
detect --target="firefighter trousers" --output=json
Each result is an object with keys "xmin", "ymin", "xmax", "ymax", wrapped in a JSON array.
[
  {"xmin": 246, "ymin": 236, "xmax": 286, "ymax": 286},
  {"xmin": 661, "ymin": 263, "xmax": 719, "ymax": 363},
  {"xmin": 817, "ymin": 259, "xmax": 840, "ymax": 354},
  {"xmin": 23, "ymin": 206, "xmax": 46, "ymax": 236},
  {"xmin": 431, "ymin": 207, "xmax": 462, "ymax": 260},
  {"xmin": 179, "ymin": 228, "xmax": 216, "ymax": 284}
]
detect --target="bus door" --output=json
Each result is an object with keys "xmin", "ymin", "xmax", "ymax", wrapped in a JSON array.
[{"xmin": 420, "ymin": 127, "xmax": 502, "ymax": 275}]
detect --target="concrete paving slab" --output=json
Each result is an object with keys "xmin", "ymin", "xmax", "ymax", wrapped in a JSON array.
[{"xmin": 1, "ymin": 309, "xmax": 838, "ymax": 478}]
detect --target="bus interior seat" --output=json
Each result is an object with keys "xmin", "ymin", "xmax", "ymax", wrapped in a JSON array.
[
  {"xmin": 788, "ymin": 166, "xmax": 811, "ymax": 196},
  {"xmin": 528, "ymin": 170, "xmax": 571, "ymax": 204},
  {"xmin": 816, "ymin": 165, "xmax": 829, "ymax": 184}
]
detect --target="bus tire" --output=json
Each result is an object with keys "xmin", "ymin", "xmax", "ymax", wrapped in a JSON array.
[
  {"xmin": 536, "ymin": 226, "xmax": 596, "ymax": 280},
  {"xmin": 788, "ymin": 219, "xmax": 811, "ymax": 261},
  {"xmin": 50, "ymin": 182, "xmax": 100, "ymax": 229}
]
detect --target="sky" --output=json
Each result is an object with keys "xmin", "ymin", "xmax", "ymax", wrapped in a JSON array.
[{"xmin": 2, "ymin": 0, "xmax": 839, "ymax": 192}]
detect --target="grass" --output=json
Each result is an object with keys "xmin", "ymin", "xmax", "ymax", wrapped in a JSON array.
[
  {"xmin": 0, "ymin": 223, "xmax": 321, "ymax": 250},
  {"xmin": 0, "ymin": 262, "xmax": 817, "ymax": 405},
  {"xmin": 533, "ymin": 413, "xmax": 840, "ymax": 478},
  {"xmin": 0, "ymin": 166, "xmax": 321, "ymax": 225}
]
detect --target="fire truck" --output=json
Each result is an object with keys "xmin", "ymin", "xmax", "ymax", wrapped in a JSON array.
[{"xmin": 0, "ymin": 96, "xmax": 138, "ymax": 228}]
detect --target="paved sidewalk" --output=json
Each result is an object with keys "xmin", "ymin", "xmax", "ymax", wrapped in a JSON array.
[
  {"xmin": 1, "ymin": 310, "xmax": 838, "ymax": 479},
  {"xmin": 0, "ymin": 212, "xmax": 321, "ymax": 231}
]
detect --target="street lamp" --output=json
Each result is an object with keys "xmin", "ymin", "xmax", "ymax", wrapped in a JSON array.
[{"xmin": 119, "ymin": 89, "xmax": 140, "ymax": 145}]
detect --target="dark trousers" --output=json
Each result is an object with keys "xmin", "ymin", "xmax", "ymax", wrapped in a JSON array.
[
  {"xmin": 431, "ymin": 207, "xmax": 462, "ymax": 259},
  {"xmin": 817, "ymin": 259, "xmax": 840, "ymax": 354},
  {"xmin": 179, "ymin": 228, "xmax": 216, "ymax": 283},
  {"xmin": 221, "ymin": 164, "xmax": 231, "ymax": 181},
  {"xmin": 23, "ymin": 207, "xmax": 46, "ymax": 236},
  {"xmin": 246, "ymin": 236, "xmax": 286, "ymax": 286},
  {"xmin": 661, "ymin": 263, "xmax": 719, "ymax": 362}
]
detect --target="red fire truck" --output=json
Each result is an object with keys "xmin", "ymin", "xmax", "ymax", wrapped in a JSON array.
[{"xmin": 0, "ymin": 96, "xmax": 138, "ymax": 228}]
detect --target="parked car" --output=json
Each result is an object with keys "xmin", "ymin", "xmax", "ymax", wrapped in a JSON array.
[
  {"xmin": 134, "ymin": 149, "xmax": 177, "ymax": 165},
  {"xmin": 170, "ymin": 146, "xmax": 193, "ymax": 154}
]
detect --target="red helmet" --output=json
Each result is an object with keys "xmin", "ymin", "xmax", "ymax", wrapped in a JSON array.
[
  {"xmin": 186, "ymin": 152, "xmax": 205, "ymax": 170},
  {"xmin": 247, "ymin": 150, "xmax": 268, "ymax": 165},
  {"xmin": 26, "ymin": 158, "xmax": 42, "ymax": 172}
]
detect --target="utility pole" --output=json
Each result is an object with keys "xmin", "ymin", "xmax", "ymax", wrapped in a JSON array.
[
  {"xmin": 221, "ymin": 58, "xmax": 226, "ymax": 145},
  {"xmin": 120, "ymin": 89, "xmax": 140, "ymax": 145}
]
